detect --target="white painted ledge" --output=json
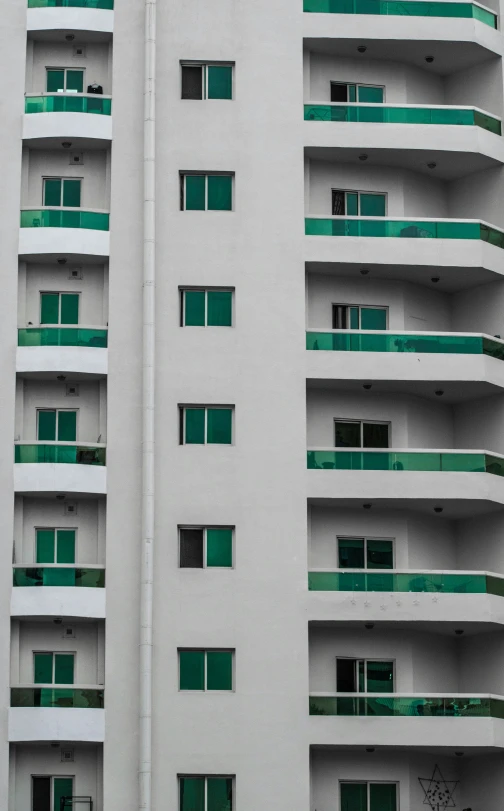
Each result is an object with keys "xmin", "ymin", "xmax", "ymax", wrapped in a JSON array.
[
  {"xmin": 14, "ymin": 463, "xmax": 106, "ymax": 495},
  {"xmin": 17, "ymin": 345, "xmax": 107, "ymax": 375},
  {"xmin": 19, "ymin": 226, "xmax": 109, "ymax": 258},
  {"xmin": 23, "ymin": 111, "xmax": 112, "ymax": 142},
  {"xmin": 9, "ymin": 707, "xmax": 105, "ymax": 742},
  {"xmin": 11, "ymin": 586, "xmax": 106, "ymax": 619},
  {"xmin": 26, "ymin": 7, "xmax": 113, "ymax": 33}
]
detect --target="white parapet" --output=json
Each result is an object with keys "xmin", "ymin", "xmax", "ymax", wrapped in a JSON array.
[
  {"xmin": 19, "ymin": 226, "xmax": 110, "ymax": 259},
  {"xmin": 16, "ymin": 346, "xmax": 108, "ymax": 376},
  {"xmin": 9, "ymin": 707, "xmax": 105, "ymax": 743},
  {"xmin": 14, "ymin": 463, "xmax": 106, "ymax": 495},
  {"xmin": 26, "ymin": 7, "xmax": 113, "ymax": 33},
  {"xmin": 23, "ymin": 111, "xmax": 112, "ymax": 143},
  {"xmin": 11, "ymin": 586, "xmax": 106, "ymax": 619}
]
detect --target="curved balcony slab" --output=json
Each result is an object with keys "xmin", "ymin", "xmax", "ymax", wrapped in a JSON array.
[
  {"xmin": 23, "ymin": 111, "xmax": 112, "ymax": 143},
  {"xmin": 11, "ymin": 585, "xmax": 105, "ymax": 619},
  {"xmin": 27, "ymin": 7, "xmax": 113, "ymax": 33},
  {"xmin": 19, "ymin": 225, "xmax": 109, "ymax": 259},
  {"xmin": 14, "ymin": 463, "xmax": 106, "ymax": 495},
  {"xmin": 9, "ymin": 706, "xmax": 105, "ymax": 742},
  {"xmin": 17, "ymin": 345, "xmax": 107, "ymax": 375}
]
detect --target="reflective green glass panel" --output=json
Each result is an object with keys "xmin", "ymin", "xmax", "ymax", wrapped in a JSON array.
[
  {"xmin": 66, "ymin": 70, "xmax": 83, "ymax": 92},
  {"xmin": 367, "ymin": 539, "xmax": 393, "ymax": 569},
  {"xmin": 60, "ymin": 293, "xmax": 79, "ymax": 325},
  {"xmin": 40, "ymin": 293, "xmax": 59, "ymax": 325},
  {"xmin": 349, "ymin": 307, "xmax": 359, "ymax": 329},
  {"xmin": 370, "ymin": 783, "xmax": 396, "ymax": 811},
  {"xmin": 185, "ymin": 409, "xmax": 205, "ymax": 444},
  {"xmin": 367, "ymin": 660, "xmax": 394, "ymax": 692},
  {"xmin": 208, "ymin": 66, "xmax": 232, "ymax": 100},
  {"xmin": 184, "ymin": 290, "xmax": 205, "ymax": 326},
  {"xmin": 361, "ymin": 308, "xmax": 387, "ymax": 330},
  {"xmin": 44, "ymin": 567, "xmax": 76, "ymax": 586},
  {"xmin": 346, "ymin": 193, "xmax": 358, "ymax": 216},
  {"xmin": 55, "ymin": 653, "xmax": 74, "ymax": 684},
  {"xmin": 13, "ymin": 567, "xmax": 104, "ymax": 588},
  {"xmin": 358, "ymin": 86, "xmax": 383, "ymax": 103},
  {"xmin": 34, "ymin": 652, "xmax": 53, "ymax": 684},
  {"xmin": 57, "ymin": 529, "xmax": 76, "ymax": 564},
  {"xmin": 341, "ymin": 783, "xmax": 367, "ymax": 811},
  {"xmin": 180, "ymin": 777, "xmax": 205, "ymax": 811},
  {"xmin": 207, "ymin": 291, "xmax": 232, "ymax": 326},
  {"xmin": 185, "ymin": 176, "xmax": 206, "ymax": 210},
  {"xmin": 208, "ymin": 176, "xmax": 232, "ymax": 211},
  {"xmin": 207, "ymin": 408, "xmax": 232, "ymax": 444},
  {"xmin": 62, "ymin": 179, "xmax": 81, "ymax": 208},
  {"xmin": 57, "ymin": 411, "xmax": 77, "ymax": 441},
  {"xmin": 207, "ymin": 778, "xmax": 233, "ymax": 811},
  {"xmin": 302, "ymin": 0, "xmax": 497, "ymax": 27},
  {"xmin": 206, "ymin": 528, "xmax": 233, "ymax": 567},
  {"xmin": 44, "ymin": 178, "xmax": 61, "ymax": 207},
  {"xmin": 21, "ymin": 209, "xmax": 109, "ymax": 230},
  {"xmin": 19, "ymin": 327, "xmax": 107, "ymax": 348},
  {"xmin": 348, "ymin": 85, "xmax": 357, "ymax": 102},
  {"xmin": 36, "ymin": 529, "xmax": 55, "ymax": 564},
  {"xmin": 46, "ymin": 70, "xmax": 64, "ymax": 92},
  {"xmin": 207, "ymin": 651, "xmax": 233, "ymax": 690},
  {"xmin": 11, "ymin": 687, "xmax": 103, "ymax": 708},
  {"xmin": 15, "ymin": 444, "xmax": 105, "ymax": 465},
  {"xmin": 338, "ymin": 537, "xmax": 365, "ymax": 568},
  {"xmin": 54, "ymin": 778, "xmax": 73, "ymax": 811},
  {"xmin": 179, "ymin": 650, "xmax": 205, "ymax": 690},
  {"xmin": 38, "ymin": 410, "xmax": 56, "ymax": 441},
  {"xmin": 360, "ymin": 193, "xmax": 386, "ymax": 216}
]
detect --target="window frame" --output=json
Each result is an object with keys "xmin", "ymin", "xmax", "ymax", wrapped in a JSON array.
[
  {"xmin": 36, "ymin": 409, "xmax": 79, "ymax": 442},
  {"xmin": 46, "ymin": 67, "xmax": 85, "ymax": 93},
  {"xmin": 180, "ymin": 173, "xmax": 234, "ymax": 212},
  {"xmin": 331, "ymin": 189, "xmax": 387, "ymax": 216},
  {"xmin": 180, "ymin": 287, "xmax": 234, "ymax": 327},
  {"xmin": 35, "ymin": 527, "xmax": 78, "ymax": 564},
  {"xmin": 330, "ymin": 82, "xmax": 385, "ymax": 103},
  {"xmin": 178, "ymin": 775, "xmax": 234, "ymax": 811},
  {"xmin": 179, "ymin": 405, "xmax": 234, "ymax": 445},
  {"xmin": 33, "ymin": 651, "xmax": 76, "ymax": 685},
  {"xmin": 178, "ymin": 525, "xmax": 235, "ymax": 569},
  {"xmin": 336, "ymin": 657, "xmax": 395, "ymax": 693},
  {"xmin": 333, "ymin": 418, "xmax": 391, "ymax": 449},
  {"xmin": 178, "ymin": 648, "xmax": 235, "ymax": 692},
  {"xmin": 42, "ymin": 177, "xmax": 83, "ymax": 208},
  {"xmin": 339, "ymin": 780, "xmax": 398, "ymax": 811},
  {"xmin": 180, "ymin": 61, "xmax": 234, "ymax": 100},
  {"xmin": 40, "ymin": 291, "xmax": 80, "ymax": 326},
  {"xmin": 332, "ymin": 304, "xmax": 388, "ymax": 330},
  {"xmin": 337, "ymin": 536, "xmax": 394, "ymax": 570},
  {"xmin": 31, "ymin": 775, "xmax": 75, "ymax": 811}
]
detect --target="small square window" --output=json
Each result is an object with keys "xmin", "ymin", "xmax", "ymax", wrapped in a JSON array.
[
  {"xmin": 179, "ymin": 649, "xmax": 233, "ymax": 691},
  {"xmin": 179, "ymin": 527, "xmax": 233, "ymax": 568},
  {"xmin": 180, "ymin": 406, "xmax": 233, "ymax": 445},
  {"xmin": 179, "ymin": 776, "xmax": 233, "ymax": 811},
  {"xmin": 181, "ymin": 289, "xmax": 233, "ymax": 327},
  {"xmin": 181, "ymin": 174, "xmax": 233, "ymax": 211},
  {"xmin": 181, "ymin": 63, "xmax": 233, "ymax": 100}
]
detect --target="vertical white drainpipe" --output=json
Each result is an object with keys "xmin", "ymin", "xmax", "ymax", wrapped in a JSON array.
[{"xmin": 140, "ymin": 0, "xmax": 155, "ymax": 805}]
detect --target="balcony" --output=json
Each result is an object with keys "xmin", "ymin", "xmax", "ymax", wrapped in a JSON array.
[
  {"xmin": 9, "ymin": 685, "xmax": 105, "ymax": 742},
  {"xmin": 23, "ymin": 95, "xmax": 112, "ymax": 144},
  {"xmin": 17, "ymin": 327, "xmax": 108, "ymax": 376},
  {"xmin": 19, "ymin": 208, "xmax": 109, "ymax": 259},
  {"xmin": 27, "ymin": 0, "xmax": 113, "ymax": 35},
  {"xmin": 14, "ymin": 442, "xmax": 106, "ymax": 495},
  {"xmin": 305, "ymin": 104, "xmax": 500, "ymax": 133},
  {"xmin": 11, "ymin": 566, "xmax": 105, "ymax": 619}
]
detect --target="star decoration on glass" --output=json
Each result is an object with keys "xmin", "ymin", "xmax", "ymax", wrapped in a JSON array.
[{"xmin": 419, "ymin": 764, "xmax": 459, "ymax": 809}]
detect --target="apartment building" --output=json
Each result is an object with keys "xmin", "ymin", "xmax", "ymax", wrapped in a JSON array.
[{"xmin": 1, "ymin": 0, "xmax": 504, "ymax": 808}]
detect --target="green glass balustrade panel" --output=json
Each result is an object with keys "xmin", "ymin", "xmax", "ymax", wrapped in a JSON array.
[
  {"xmin": 206, "ymin": 651, "xmax": 233, "ymax": 690},
  {"xmin": 60, "ymin": 293, "xmax": 79, "ymax": 325},
  {"xmin": 20, "ymin": 209, "xmax": 109, "ymax": 230},
  {"xmin": 366, "ymin": 661, "xmax": 394, "ymax": 692},
  {"xmin": 308, "ymin": 570, "xmax": 493, "ymax": 592},
  {"xmin": 11, "ymin": 687, "xmax": 104, "ymax": 708},
  {"xmin": 184, "ymin": 409, "xmax": 205, "ymax": 444},
  {"xmin": 36, "ymin": 529, "xmax": 55, "ymax": 563},
  {"xmin": 62, "ymin": 179, "xmax": 81, "ymax": 208},
  {"xmin": 57, "ymin": 411, "xmax": 77, "ymax": 442},
  {"xmin": 304, "ymin": 104, "xmax": 501, "ymax": 134},
  {"xmin": 310, "ymin": 695, "xmax": 499, "ymax": 717},
  {"xmin": 13, "ymin": 567, "xmax": 105, "ymax": 587},
  {"xmin": 207, "ymin": 65, "xmax": 233, "ymax": 100},
  {"xmin": 487, "ymin": 575, "xmax": 504, "ymax": 597},
  {"xmin": 185, "ymin": 175, "xmax": 206, "ymax": 210},
  {"xmin": 44, "ymin": 567, "xmax": 76, "ymax": 585},
  {"xmin": 179, "ymin": 650, "xmax": 205, "ymax": 690},
  {"xmin": 25, "ymin": 95, "xmax": 112, "ymax": 114},
  {"xmin": 207, "ymin": 408, "xmax": 232, "ymax": 444},
  {"xmin": 15, "ymin": 444, "xmax": 106, "ymax": 465},
  {"xmin": 208, "ymin": 176, "xmax": 232, "ymax": 211},
  {"xmin": 55, "ymin": 653, "xmax": 74, "ymax": 684},
  {"xmin": 302, "ymin": 0, "xmax": 497, "ymax": 28},
  {"xmin": 305, "ymin": 218, "xmax": 486, "ymax": 241},
  {"xmin": 34, "ymin": 652, "xmax": 53, "ymax": 684},
  {"xmin": 341, "ymin": 783, "xmax": 367, "ymax": 811},
  {"xmin": 307, "ymin": 450, "xmax": 491, "ymax": 472},
  {"xmin": 180, "ymin": 777, "xmax": 205, "ymax": 811},
  {"xmin": 28, "ymin": 0, "xmax": 114, "ymax": 7},
  {"xmin": 18, "ymin": 328, "xmax": 108, "ymax": 348},
  {"xmin": 40, "ymin": 293, "xmax": 59, "ymax": 325},
  {"xmin": 306, "ymin": 331, "xmax": 502, "ymax": 356},
  {"xmin": 46, "ymin": 70, "xmax": 65, "ymax": 92},
  {"xmin": 370, "ymin": 784, "xmax": 396, "ymax": 811},
  {"xmin": 184, "ymin": 290, "xmax": 205, "ymax": 326},
  {"xmin": 66, "ymin": 70, "xmax": 84, "ymax": 93},
  {"xmin": 206, "ymin": 528, "xmax": 233, "ymax": 567},
  {"xmin": 207, "ymin": 290, "xmax": 232, "ymax": 326},
  {"xmin": 38, "ymin": 410, "xmax": 56, "ymax": 441},
  {"xmin": 207, "ymin": 778, "xmax": 233, "ymax": 811},
  {"xmin": 56, "ymin": 529, "xmax": 76, "ymax": 564},
  {"xmin": 43, "ymin": 178, "xmax": 61, "ymax": 207},
  {"xmin": 485, "ymin": 454, "xmax": 504, "ymax": 476}
]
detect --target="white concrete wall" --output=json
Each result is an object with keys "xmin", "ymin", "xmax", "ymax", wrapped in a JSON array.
[
  {"xmin": 457, "ymin": 511, "xmax": 504, "ymax": 574},
  {"xmin": 27, "ymin": 41, "xmax": 111, "ymax": 95},
  {"xmin": 22, "ymin": 148, "xmax": 109, "ymax": 210},
  {"xmin": 19, "ymin": 262, "xmax": 108, "ymax": 327},
  {"xmin": 16, "ymin": 378, "xmax": 106, "ymax": 444}
]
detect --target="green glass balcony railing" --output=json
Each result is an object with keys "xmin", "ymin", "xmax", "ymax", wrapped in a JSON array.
[
  {"xmin": 11, "ymin": 687, "xmax": 104, "ymax": 708},
  {"xmin": 306, "ymin": 331, "xmax": 504, "ymax": 359},
  {"xmin": 309, "ymin": 694, "xmax": 504, "ymax": 717},
  {"xmin": 13, "ymin": 567, "xmax": 105, "ymax": 588},
  {"xmin": 18, "ymin": 327, "xmax": 108, "ymax": 348},
  {"xmin": 15, "ymin": 444, "xmax": 106, "ymax": 465},
  {"xmin": 305, "ymin": 218, "xmax": 504, "ymax": 248},
  {"xmin": 25, "ymin": 95, "xmax": 112, "ymax": 115},
  {"xmin": 20, "ymin": 209, "xmax": 109, "ymax": 231},
  {"xmin": 308, "ymin": 570, "xmax": 504, "ymax": 596},
  {"xmin": 28, "ymin": 0, "xmax": 113, "ymax": 8},
  {"xmin": 304, "ymin": 104, "xmax": 501, "ymax": 135},
  {"xmin": 307, "ymin": 450, "xmax": 504, "ymax": 475},
  {"xmin": 303, "ymin": 0, "xmax": 497, "ymax": 28}
]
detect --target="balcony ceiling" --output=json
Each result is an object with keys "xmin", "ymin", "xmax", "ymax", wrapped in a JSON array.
[
  {"xmin": 307, "ymin": 496, "xmax": 504, "ymax": 518},
  {"xmin": 305, "ymin": 262, "xmax": 498, "ymax": 293},
  {"xmin": 27, "ymin": 28, "xmax": 111, "ymax": 43},
  {"xmin": 306, "ymin": 377, "xmax": 502, "ymax": 402}
]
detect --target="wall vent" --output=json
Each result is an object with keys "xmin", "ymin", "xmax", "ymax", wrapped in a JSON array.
[
  {"xmin": 64, "ymin": 501, "xmax": 77, "ymax": 516},
  {"xmin": 68, "ymin": 267, "xmax": 83, "ymax": 280},
  {"xmin": 65, "ymin": 383, "xmax": 79, "ymax": 397},
  {"xmin": 69, "ymin": 152, "xmax": 84, "ymax": 166},
  {"xmin": 72, "ymin": 45, "xmax": 86, "ymax": 57},
  {"xmin": 63, "ymin": 626, "xmax": 76, "ymax": 639},
  {"xmin": 61, "ymin": 749, "xmax": 75, "ymax": 762}
]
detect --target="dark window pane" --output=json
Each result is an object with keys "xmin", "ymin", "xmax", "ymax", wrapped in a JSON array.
[
  {"xmin": 40, "ymin": 293, "xmax": 59, "ymax": 325},
  {"xmin": 208, "ymin": 66, "xmax": 233, "ymax": 99},
  {"xmin": 335, "ymin": 421, "xmax": 360, "ymax": 447},
  {"xmin": 36, "ymin": 529, "xmax": 55, "ymax": 563},
  {"xmin": 360, "ymin": 193, "xmax": 386, "ymax": 216},
  {"xmin": 44, "ymin": 178, "xmax": 61, "ymax": 207},
  {"xmin": 180, "ymin": 528, "xmax": 204, "ymax": 568},
  {"xmin": 184, "ymin": 291, "xmax": 205, "ymax": 326},
  {"xmin": 332, "ymin": 190, "xmax": 345, "ymax": 215},
  {"xmin": 55, "ymin": 653, "xmax": 74, "ymax": 684},
  {"xmin": 208, "ymin": 176, "xmax": 232, "ymax": 211},
  {"xmin": 206, "ymin": 529, "xmax": 233, "ymax": 567},
  {"xmin": 185, "ymin": 176, "xmax": 206, "ymax": 210},
  {"xmin": 370, "ymin": 783, "xmax": 396, "ymax": 811},
  {"xmin": 179, "ymin": 650, "xmax": 205, "ymax": 690},
  {"xmin": 337, "ymin": 658, "xmax": 356, "ymax": 692},
  {"xmin": 38, "ymin": 410, "xmax": 56, "ymax": 441},
  {"xmin": 66, "ymin": 70, "xmax": 84, "ymax": 93},
  {"xmin": 57, "ymin": 411, "xmax": 77, "ymax": 442},
  {"xmin": 367, "ymin": 539, "xmax": 393, "ymax": 569},
  {"xmin": 361, "ymin": 307, "xmax": 387, "ymax": 330},
  {"xmin": 181, "ymin": 66, "xmax": 203, "ymax": 100},
  {"xmin": 34, "ymin": 652, "xmax": 53, "ymax": 684},
  {"xmin": 60, "ymin": 294, "xmax": 79, "ymax": 325},
  {"xmin": 331, "ymin": 83, "xmax": 348, "ymax": 102},
  {"xmin": 53, "ymin": 778, "xmax": 73, "ymax": 811},
  {"xmin": 207, "ymin": 409, "xmax": 232, "ymax": 444},
  {"xmin": 333, "ymin": 306, "xmax": 347, "ymax": 329},
  {"xmin": 180, "ymin": 778, "xmax": 205, "ymax": 811},
  {"xmin": 363, "ymin": 423, "xmax": 389, "ymax": 448},
  {"xmin": 367, "ymin": 661, "xmax": 394, "ymax": 693},
  {"xmin": 341, "ymin": 783, "xmax": 367, "ymax": 811},
  {"xmin": 207, "ymin": 291, "xmax": 232, "ymax": 326},
  {"xmin": 62, "ymin": 179, "xmax": 81, "ymax": 208},
  {"xmin": 46, "ymin": 70, "xmax": 65, "ymax": 92},
  {"xmin": 32, "ymin": 776, "xmax": 51, "ymax": 811},
  {"xmin": 358, "ymin": 86, "xmax": 384, "ymax": 103},
  {"xmin": 338, "ymin": 537, "xmax": 365, "ymax": 568},
  {"xmin": 207, "ymin": 778, "xmax": 233, "ymax": 811},
  {"xmin": 184, "ymin": 409, "xmax": 205, "ymax": 444},
  {"xmin": 207, "ymin": 651, "xmax": 233, "ymax": 690}
]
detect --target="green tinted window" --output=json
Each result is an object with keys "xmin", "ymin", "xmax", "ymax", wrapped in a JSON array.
[
  {"xmin": 38, "ymin": 410, "xmax": 56, "ymax": 441},
  {"xmin": 185, "ymin": 175, "xmax": 206, "ymax": 210},
  {"xmin": 36, "ymin": 529, "xmax": 55, "ymax": 563},
  {"xmin": 34, "ymin": 652, "xmax": 53, "ymax": 684},
  {"xmin": 66, "ymin": 70, "xmax": 84, "ymax": 92},
  {"xmin": 62, "ymin": 179, "xmax": 81, "ymax": 208},
  {"xmin": 57, "ymin": 411, "xmax": 77, "ymax": 441},
  {"xmin": 184, "ymin": 409, "xmax": 206, "ymax": 444},
  {"xmin": 208, "ymin": 65, "xmax": 233, "ymax": 99},
  {"xmin": 54, "ymin": 778, "xmax": 73, "ymax": 811},
  {"xmin": 180, "ymin": 778, "xmax": 205, "ymax": 811},
  {"xmin": 55, "ymin": 653, "xmax": 74, "ymax": 684},
  {"xmin": 335, "ymin": 421, "xmax": 360, "ymax": 447},
  {"xmin": 184, "ymin": 290, "xmax": 206, "ymax": 326},
  {"xmin": 179, "ymin": 650, "xmax": 205, "ymax": 690},
  {"xmin": 46, "ymin": 70, "xmax": 65, "ymax": 92},
  {"xmin": 358, "ymin": 86, "xmax": 384, "ymax": 103},
  {"xmin": 370, "ymin": 783, "xmax": 396, "ymax": 811},
  {"xmin": 360, "ymin": 194, "xmax": 386, "ymax": 216},
  {"xmin": 60, "ymin": 293, "xmax": 79, "ymax": 325},
  {"xmin": 349, "ymin": 307, "xmax": 359, "ymax": 329},
  {"xmin": 348, "ymin": 85, "xmax": 357, "ymax": 102},
  {"xmin": 346, "ymin": 192, "xmax": 358, "ymax": 216},
  {"xmin": 361, "ymin": 307, "xmax": 387, "ymax": 330},
  {"xmin": 367, "ymin": 660, "xmax": 394, "ymax": 692},
  {"xmin": 341, "ymin": 783, "xmax": 367, "ymax": 811},
  {"xmin": 206, "ymin": 651, "xmax": 233, "ymax": 690},
  {"xmin": 207, "ymin": 778, "xmax": 233, "ymax": 811},
  {"xmin": 40, "ymin": 293, "xmax": 60, "ymax": 324},
  {"xmin": 206, "ymin": 528, "xmax": 233, "ymax": 567},
  {"xmin": 207, "ymin": 291, "xmax": 232, "ymax": 326},
  {"xmin": 367, "ymin": 539, "xmax": 393, "ymax": 569},
  {"xmin": 338, "ymin": 537, "xmax": 365, "ymax": 568},
  {"xmin": 44, "ymin": 178, "xmax": 61, "ymax": 206},
  {"xmin": 57, "ymin": 529, "xmax": 76, "ymax": 564},
  {"xmin": 208, "ymin": 176, "xmax": 232, "ymax": 211},
  {"xmin": 207, "ymin": 409, "xmax": 232, "ymax": 444}
]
